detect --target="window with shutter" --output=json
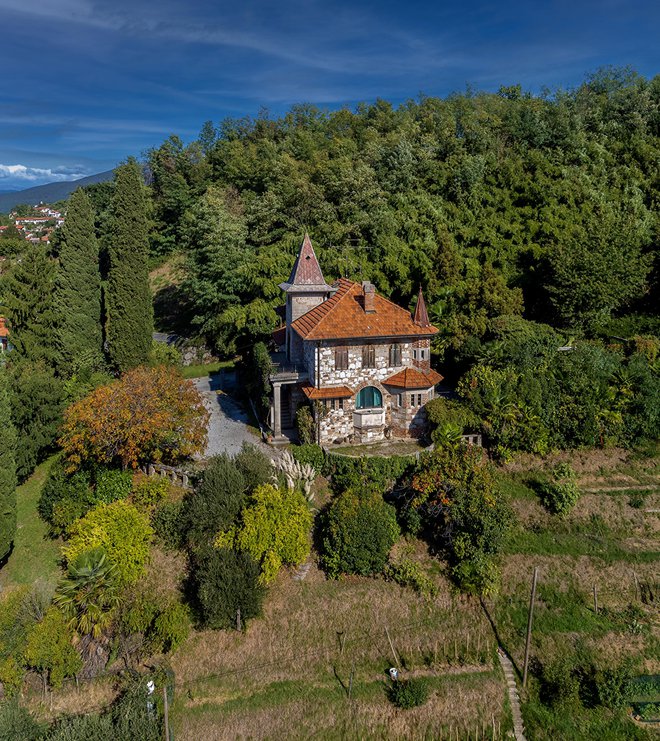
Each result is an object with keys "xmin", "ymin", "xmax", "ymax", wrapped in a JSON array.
[
  {"xmin": 389, "ymin": 344, "xmax": 401, "ymax": 366},
  {"xmin": 362, "ymin": 345, "xmax": 375, "ymax": 368},
  {"xmin": 335, "ymin": 348, "xmax": 348, "ymax": 370}
]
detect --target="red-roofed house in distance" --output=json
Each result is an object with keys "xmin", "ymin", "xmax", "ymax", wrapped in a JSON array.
[
  {"xmin": 0, "ymin": 316, "xmax": 10, "ymax": 354},
  {"xmin": 269, "ymin": 235, "xmax": 442, "ymax": 445}
]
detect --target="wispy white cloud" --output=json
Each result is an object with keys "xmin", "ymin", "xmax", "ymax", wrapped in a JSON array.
[{"xmin": 0, "ymin": 164, "xmax": 90, "ymax": 182}]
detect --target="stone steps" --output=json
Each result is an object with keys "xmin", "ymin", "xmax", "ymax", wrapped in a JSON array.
[{"xmin": 497, "ymin": 649, "xmax": 527, "ymax": 741}]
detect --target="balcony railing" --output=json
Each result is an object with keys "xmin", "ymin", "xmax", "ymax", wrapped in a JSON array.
[{"xmin": 269, "ymin": 354, "xmax": 308, "ymax": 381}]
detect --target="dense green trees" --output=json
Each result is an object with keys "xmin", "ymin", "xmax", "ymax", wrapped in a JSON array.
[
  {"xmin": 0, "ymin": 368, "xmax": 17, "ymax": 561},
  {"xmin": 141, "ymin": 70, "xmax": 658, "ymax": 359},
  {"xmin": 105, "ymin": 160, "xmax": 153, "ymax": 372},
  {"xmin": 54, "ymin": 188, "xmax": 103, "ymax": 371}
]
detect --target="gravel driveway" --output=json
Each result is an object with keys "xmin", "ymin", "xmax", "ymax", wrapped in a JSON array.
[{"xmin": 193, "ymin": 373, "xmax": 272, "ymax": 459}]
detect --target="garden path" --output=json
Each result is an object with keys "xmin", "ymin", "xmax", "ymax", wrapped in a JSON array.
[{"xmin": 193, "ymin": 373, "xmax": 272, "ymax": 460}]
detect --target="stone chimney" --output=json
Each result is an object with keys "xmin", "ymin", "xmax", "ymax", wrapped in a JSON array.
[{"xmin": 362, "ymin": 281, "xmax": 376, "ymax": 313}]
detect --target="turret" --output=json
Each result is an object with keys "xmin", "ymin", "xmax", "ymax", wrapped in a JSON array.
[{"xmin": 279, "ymin": 234, "xmax": 333, "ymax": 361}]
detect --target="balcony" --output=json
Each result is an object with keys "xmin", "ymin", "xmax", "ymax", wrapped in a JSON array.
[{"xmin": 269, "ymin": 353, "xmax": 308, "ymax": 383}]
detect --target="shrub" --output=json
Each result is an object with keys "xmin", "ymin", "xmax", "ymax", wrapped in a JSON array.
[
  {"xmin": 0, "ymin": 701, "xmax": 43, "ymax": 741},
  {"xmin": 290, "ymin": 444, "xmax": 325, "ymax": 472},
  {"xmin": 46, "ymin": 713, "xmax": 115, "ymax": 741},
  {"xmin": 595, "ymin": 665, "xmax": 633, "ymax": 709},
  {"xmin": 149, "ymin": 340, "xmax": 181, "ymax": 367},
  {"xmin": 451, "ymin": 553, "xmax": 501, "ymax": 597},
  {"xmin": 131, "ymin": 474, "xmax": 170, "ymax": 510},
  {"xmin": 538, "ymin": 654, "xmax": 583, "ymax": 709},
  {"xmin": 63, "ymin": 500, "xmax": 153, "ymax": 587},
  {"xmin": 39, "ymin": 462, "xmax": 133, "ymax": 534},
  {"xmin": 234, "ymin": 442, "xmax": 273, "ymax": 492},
  {"xmin": 24, "ymin": 607, "xmax": 82, "ymax": 688},
  {"xmin": 538, "ymin": 463, "xmax": 581, "ymax": 516},
  {"xmin": 110, "ymin": 675, "xmax": 164, "ymax": 741},
  {"xmin": 325, "ymin": 453, "xmax": 416, "ymax": 495},
  {"xmin": 152, "ymin": 500, "xmax": 186, "ymax": 550},
  {"xmin": 94, "ymin": 468, "xmax": 133, "ymax": 503},
  {"xmin": 295, "ymin": 405, "xmax": 315, "ymax": 444},
  {"xmin": 0, "ymin": 656, "xmax": 24, "ymax": 697},
  {"xmin": 388, "ymin": 677, "xmax": 430, "ymax": 709},
  {"xmin": 320, "ymin": 487, "xmax": 400, "ymax": 578},
  {"xmin": 194, "ymin": 547, "xmax": 265, "ymax": 630},
  {"xmin": 185, "ymin": 454, "xmax": 245, "ymax": 550},
  {"xmin": 38, "ymin": 460, "xmax": 93, "ymax": 533},
  {"xmin": 426, "ymin": 397, "xmax": 481, "ymax": 445},
  {"xmin": 216, "ymin": 484, "xmax": 312, "ymax": 584},
  {"xmin": 152, "ymin": 601, "xmax": 191, "ymax": 653},
  {"xmin": 384, "ymin": 558, "xmax": 438, "ymax": 598}
]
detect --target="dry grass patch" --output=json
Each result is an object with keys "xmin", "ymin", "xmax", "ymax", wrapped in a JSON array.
[
  {"xmin": 173, "ymin": 672, "xmax": 507, "ymax": 741},
  {"xmin": 23, "ymin": 676, "xmax": 118, "ymax": 723}
]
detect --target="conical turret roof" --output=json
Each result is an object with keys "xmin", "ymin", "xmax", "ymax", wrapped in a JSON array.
[
  {"xmin": 279, "ymin": 233, "xmax": 333, "ymax": 293},
  {"xmin": 413, "ymin": 285, "xmax": 430, "ymax": 327}
]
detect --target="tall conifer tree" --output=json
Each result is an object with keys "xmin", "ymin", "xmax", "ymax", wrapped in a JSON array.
[
  {"xmin": 0, "ymin": 367, "xmax": 17, "ymax": 562},
  {"xmin": 106, "ymin": 159, "xmax": 153, "ymax": 372},
  {"xmin": 54, "ymin": 188, "xmax": 102, "ymax": 372},
  {"xmin": 0, "ymin": 245, "xmax": 58, "ymax": 365},
  {"xmin": 0, "ymin": 246, "xmax": 63, "ymax": 480}
]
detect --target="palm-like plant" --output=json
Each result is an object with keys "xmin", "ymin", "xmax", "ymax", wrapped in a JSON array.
[{"xmin": 54, "ymin": 547, "xmax": 121, "ymax": 639}]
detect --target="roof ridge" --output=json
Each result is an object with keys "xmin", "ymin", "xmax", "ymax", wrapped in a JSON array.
[{"xmin": 290, "ymin": 277, "xmax": 353, "ymax": 331}]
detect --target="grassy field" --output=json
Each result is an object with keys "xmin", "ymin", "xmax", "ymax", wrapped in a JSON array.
[
  {"xmin": 169, "ymin": 550, "xmax": 512, "ymax": 740},
  {"xmin": 0, "ymin": 456, "xmax": 60, "ymax": 591},
  {"xmin": 180, "ymin": 360, "xmax": 235, "ymax": 379},
  {"xmin": 490, "ymin": 448, "xmax": 660, "ymax": 740}
]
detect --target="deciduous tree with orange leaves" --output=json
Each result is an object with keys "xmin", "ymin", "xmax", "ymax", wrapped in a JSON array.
[{"xmin": 59, "ymin": 366, "xmax": 209, "ymax": 471}]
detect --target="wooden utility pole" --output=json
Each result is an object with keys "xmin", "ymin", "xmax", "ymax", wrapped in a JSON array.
[
  {"xmin": 593, "ymin": 584, "xmax": 599, "ymax": 614},
  {"xmin": 163, "ymin": 686, "xmax": 169, "ymax": 741},
  {"xmin": 522, "ymin": 566, "xmax": 539, "ymax": 689}
]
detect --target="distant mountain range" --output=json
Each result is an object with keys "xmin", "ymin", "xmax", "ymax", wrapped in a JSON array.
[{"xmin": 0, "ymin": 169, "xmax": 115, "ymax": 213}]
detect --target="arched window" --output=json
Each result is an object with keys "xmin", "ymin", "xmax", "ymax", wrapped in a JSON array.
[{"xmin": 356, "ymin": 386, "xmax": 382, "ymax": 409}]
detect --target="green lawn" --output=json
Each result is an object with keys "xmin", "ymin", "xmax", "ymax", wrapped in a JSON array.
[
  {"xmin": 0, "ymin": 456, "xmax": 61, "ymax": 590},
  {"xmin": 180, "ymin": 360, "xmax": 235, "ymax": 379}
]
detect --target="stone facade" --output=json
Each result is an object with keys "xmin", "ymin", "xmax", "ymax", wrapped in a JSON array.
[{"xmin": 307, "ymin": 338, "xmax": 435, "ymax": 444}]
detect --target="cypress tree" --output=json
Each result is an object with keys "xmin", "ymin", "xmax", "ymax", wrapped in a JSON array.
[
  {"xmin": 54, "ymin": 188, "xmax": 103, "ymax": 372},
  {"xmin": 0, "ymin": 245, "xmax": 58, "ymax": 366},
  {"xmin": 106, "ymin": 159, "xmax": 153, "ymax": 372},
  {"xmin": 0, "ymin": 366, "xmax": 17, "ymax": 562}
]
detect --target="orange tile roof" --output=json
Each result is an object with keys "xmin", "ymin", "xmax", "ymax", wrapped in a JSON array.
[
  {"xmin": 300, "ymin": 383, "xmax": 354, "ymax": 400},
  {"xmin": 384, "ymin": 367, "xmax": 443, "ymax": 388},
  {"xmin": 291, "ymin": 278, "xmax": 438, "ymax": 341},
  {"xmin": 0, "ymin": 317, "xmax": 8, "ymax": 337}
]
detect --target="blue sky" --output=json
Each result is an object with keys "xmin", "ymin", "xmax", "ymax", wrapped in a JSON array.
[{"xmin": 1, "ymin": 0, "xmax": 658, "ymax": 190}]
